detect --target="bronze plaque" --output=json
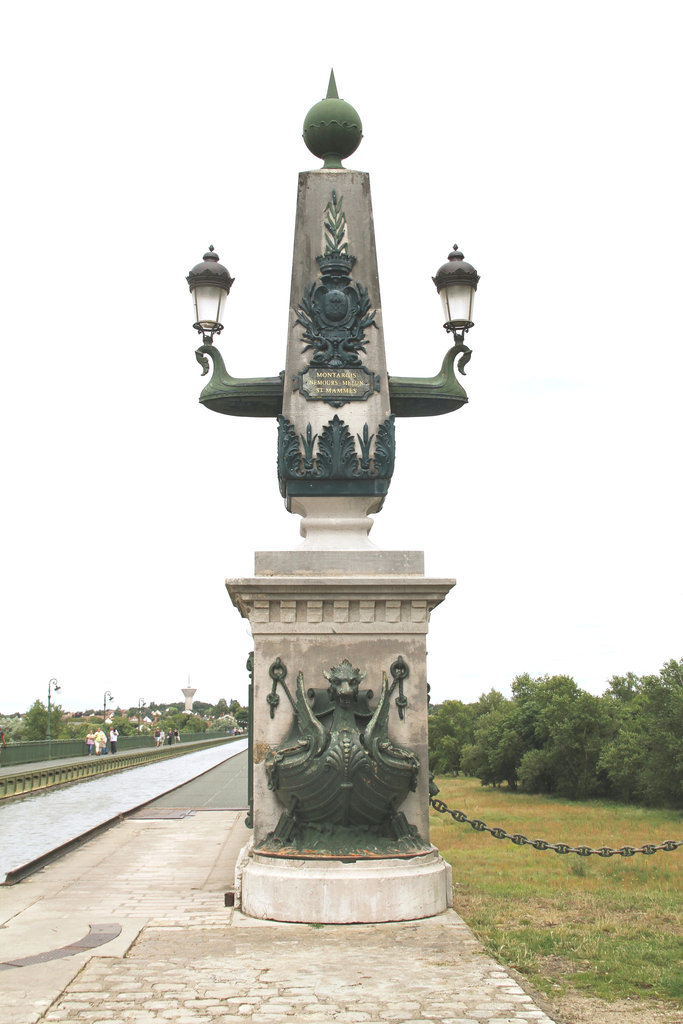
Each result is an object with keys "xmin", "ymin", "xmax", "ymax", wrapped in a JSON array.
[{"xmin": 296, "ymin": 365, "xmax": 379, "ymax": 406}]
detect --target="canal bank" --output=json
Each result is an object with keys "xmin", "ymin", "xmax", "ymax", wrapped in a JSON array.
[
  {"xmin": 0, "ymin": 741, "xmax": 248, "ymax": 883},
  {"xmin": 0, "ymin": 736, "xmax": 242, "ymax": 801}
]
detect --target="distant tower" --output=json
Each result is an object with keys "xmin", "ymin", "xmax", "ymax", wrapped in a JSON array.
[{"xmin": 181, "ymin": 676, "xmax": 197, "ymax": 712}]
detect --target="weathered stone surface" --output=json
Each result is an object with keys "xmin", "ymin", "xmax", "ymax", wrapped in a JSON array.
[
  {"xmin": 254, "ymin": 550, "xmax": 425, "ymax": 576},
  {"xmin": 227, "ymin": 569, "xmax": 455, "ymax": 846},
  {"xmin": 228, "ymin": 542, "xmax": 456, "ymax": 923},
  {"xmin": 281, "ymin": 171, "xmax": 392, "ymax": 528},
  {"xmin": 240, "ymin": 849, "xmax": 452, "ymax": 923}
]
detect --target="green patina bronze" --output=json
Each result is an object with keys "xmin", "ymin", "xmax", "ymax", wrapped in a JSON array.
[
  {"xmin": 303, "ymin": 70, "xmax": 363, "ymax": 169},
  {"xmin": 295, "ymin": 365, "xmax": 380, "ymax": 406},
  {"xmin": 245, "ymin": 652, "xmax": 254, "ymax": 829},
  {"xmin": 277, "ymin": 414, "xmax": 395, "ymax": 500},
  {"xmin": 389, "ymin": 655, "xmax": 409, "ymax": 721},
  {"xmin": 257, "ymin": 659, "xmax": 430, "ymax": 859},
  {"xmin": 322, "ymin": 188, "xmax": 348, "ymax": 254},
  {"xmin": 388, "ymin": 344, "xmax": 470, "ymax": 417},
  {"xmin": 266, "ymin": 657, "xmax": 295, "ymax": 719},
  {"xmin": 293, "ymin": 190, "xmax": 378, "ymax": 400},
  {"xmin": 195, "ymin": 348, "xmax": 468, "ymax": 419},
  {"xmin": 195, "ymin": 343, "xmax": 284, "ymax": 418}
]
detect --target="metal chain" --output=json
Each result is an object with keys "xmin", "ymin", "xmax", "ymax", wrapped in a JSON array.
[{"xmin": 429, "ymin": 797, "xmax": 683, "ymax": 857}]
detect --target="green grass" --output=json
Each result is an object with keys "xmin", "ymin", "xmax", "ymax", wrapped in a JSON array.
[{"xmin": 431, "ymin": 776, "xmax": 683, "ymax": 1006}]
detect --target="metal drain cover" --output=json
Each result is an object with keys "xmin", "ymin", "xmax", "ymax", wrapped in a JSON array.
[{"xmin": 0, "ymin": 923, "xmax": 122, "ymax": 969}]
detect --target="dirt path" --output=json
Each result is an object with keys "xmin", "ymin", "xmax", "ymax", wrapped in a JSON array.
[
  {"xmin": 506, "ymin": 963, "xmax": 682, "ymax": 1024},
  {"xmin": 550, "ymin": 991, "xmax": 682, "ymax": 1024}
]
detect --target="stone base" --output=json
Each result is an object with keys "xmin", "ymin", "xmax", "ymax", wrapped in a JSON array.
[
  {"xmin": 254, "ymin": 549, "xmax": 424, "ymax": 576},
  {"xmin": 227, "ymin": 569, "xmax": 455, "ymax": 846},
  {"xmin": 237, "ymin": 844, "xmax": 453, "ymax": 924}
]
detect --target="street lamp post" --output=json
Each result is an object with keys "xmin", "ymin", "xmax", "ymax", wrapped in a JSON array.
[
  {"xmin": 103, "ymin": 690, "xmax": 113, "ymax": 724},
  {"xmin": 186, "ymin": 73, "xmax": 480, "ymax": 924},
  {"xmin": 47, "ymin": 677, "xmax": 60, "ymax": 759}
]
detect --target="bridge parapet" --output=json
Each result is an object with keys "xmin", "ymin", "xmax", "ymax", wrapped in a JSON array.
[{"xmin": 0, "ymin": 737, "xmax": 240, "ymax": 801}]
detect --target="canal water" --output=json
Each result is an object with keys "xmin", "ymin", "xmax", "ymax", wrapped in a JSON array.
[{"xmin": 0, "ymin": 740, "xmax": 248, "ymax": 882}]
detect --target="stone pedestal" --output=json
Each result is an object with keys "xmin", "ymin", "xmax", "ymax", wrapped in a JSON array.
[
  {"xmin": 227, "ymin": 549, "xmax": 455, "ymax": 922},
  {"xmin": 290, "ymin": 494, "xmax": 382, "ymax": 549},
  {"xmin": 240, "ymin": 846, "xmax": 452, "ymax": 924}
]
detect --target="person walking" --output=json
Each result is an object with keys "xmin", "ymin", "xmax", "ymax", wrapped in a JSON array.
[
  {"xmin": 109, "ymin": 726, "xmax": 119, "ymax": 754},
  {"xmin": 154, "ymin": 727, "xmax": 160, "ymax": 747},
  {"xmin": 86, "ymin": 730, "xmax": 95, "ymax": 756},
  {"xmin": 174, "ymin": 728, "xmax": 180, "ymax": 744},
  {"xmin": 93, "ymin": 728, "xmax": 106, "ymax": 755}
]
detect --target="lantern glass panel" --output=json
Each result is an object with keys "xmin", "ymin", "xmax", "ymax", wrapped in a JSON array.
[
  {"xmin": 440, "ymin": 283, "xmax": 475, "ymax": 325},
  {"xmin": 193, "ymin": 285, "xmax": 226, "ymax": 328}
]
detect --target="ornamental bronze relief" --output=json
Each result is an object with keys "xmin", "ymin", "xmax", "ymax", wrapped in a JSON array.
[
  {"xmin": 257, "ymin": 657, "xmax": 430, "ymax": 859},
  {"xmin": 277, "ymin": 414, "xmax": 395, "ymax": 496},
  {"xmin": 293, "ymin": 191, "xmax": 379, "ymax": 407}
]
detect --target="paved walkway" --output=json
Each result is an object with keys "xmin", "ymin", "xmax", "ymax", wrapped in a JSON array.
[{"xmin": 0, "ymin": 764, "xmax": 557, "ymax": 1024}]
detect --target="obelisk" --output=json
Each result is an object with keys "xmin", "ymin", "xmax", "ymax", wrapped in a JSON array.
[{"xmin": 228, "ymin": 74, "xmax": 454, "ymax": 922}]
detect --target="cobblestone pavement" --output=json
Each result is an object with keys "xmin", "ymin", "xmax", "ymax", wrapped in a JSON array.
[
  {"xmin": 0, "ymin": 794, "xmax": 557, "ymax": 1024},
  {"xmin": 45, "ymin": 915, "xmax": 557, "ymax": 1024}
]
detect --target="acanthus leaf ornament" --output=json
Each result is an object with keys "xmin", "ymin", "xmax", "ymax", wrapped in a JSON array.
[
  {"xmin": 373, "ymin": 416, "xmax": 396, "ymax": 479},
  {"xmin": 277, "ymin": 414, "xmax": 396, "ymax": 490},
  {"xmin": 316, "ymin": 415, "xmax": 358, "ymax": 479},
  {"xmin": 277, "ymin": 415, "xmax": 302, "ymax": 496},
  {"xmin": 357, "ymin": 424, "xmax": 374, "ymax": 473},
  {"xmin": 300, "ymin": 424, "xmax": 318, "ymax": 473}
]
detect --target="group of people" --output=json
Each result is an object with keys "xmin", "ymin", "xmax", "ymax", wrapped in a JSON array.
[
  {"xmin": 85, "ymin": 726, "xmax": 118, "ymax": 756},
  {"xmin": 154, "ymin": 727, "xmax": 180, "ymax": 747},
  {"xmin": 83, "ymin": 724, "xmax": 181, "ymax": 756}
]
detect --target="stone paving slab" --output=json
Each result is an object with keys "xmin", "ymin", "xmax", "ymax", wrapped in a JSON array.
[{"xmin": 0, "ymin": 785, "xmax": 558, "ymax": 1024}]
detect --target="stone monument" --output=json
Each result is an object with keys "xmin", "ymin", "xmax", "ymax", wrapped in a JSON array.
[{"xmin": 187, "ymin": 72, "xmax": 480, "ymax": 923}]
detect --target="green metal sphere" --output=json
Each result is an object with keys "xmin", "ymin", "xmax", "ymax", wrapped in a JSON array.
[{"xmin": 303, "ymin": 70, "xmax": 362, "ymax": 168}]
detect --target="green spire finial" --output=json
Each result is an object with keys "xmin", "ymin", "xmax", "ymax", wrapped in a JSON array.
[
  {"xmin": 303, "ymin": 73, "xmax": 363, "ymax": 169},
  {"xmin": 326, "ymin": 68, "xmax": 339, "ymax": 100}
]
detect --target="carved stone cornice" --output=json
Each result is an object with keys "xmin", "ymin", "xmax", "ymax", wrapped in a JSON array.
[{"xmin": 226, "ymin": 576, "xmax": 455, "ymax": 635}]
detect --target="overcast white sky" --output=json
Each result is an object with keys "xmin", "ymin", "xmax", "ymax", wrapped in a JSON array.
[{"xmin": 1, "ymin": 1, "xmax": 680, "ymax": 715}]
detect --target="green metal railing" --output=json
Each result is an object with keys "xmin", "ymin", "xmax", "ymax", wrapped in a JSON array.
[
  {"xmin": 0, "ymin": 735, "xmax": 245, "ymax": 801},
  {"xmin": 0, "ymin": 730, "xmax": 237, "ymax": 768}
]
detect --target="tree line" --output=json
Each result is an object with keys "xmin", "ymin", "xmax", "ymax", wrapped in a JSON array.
[
  {"xmin": 428, "ymin": 658, "xmax": 682, "ymax": 808},
  {"xmin": 0, "ymin": 697, "xmax": 248, "ymax": 743}
]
